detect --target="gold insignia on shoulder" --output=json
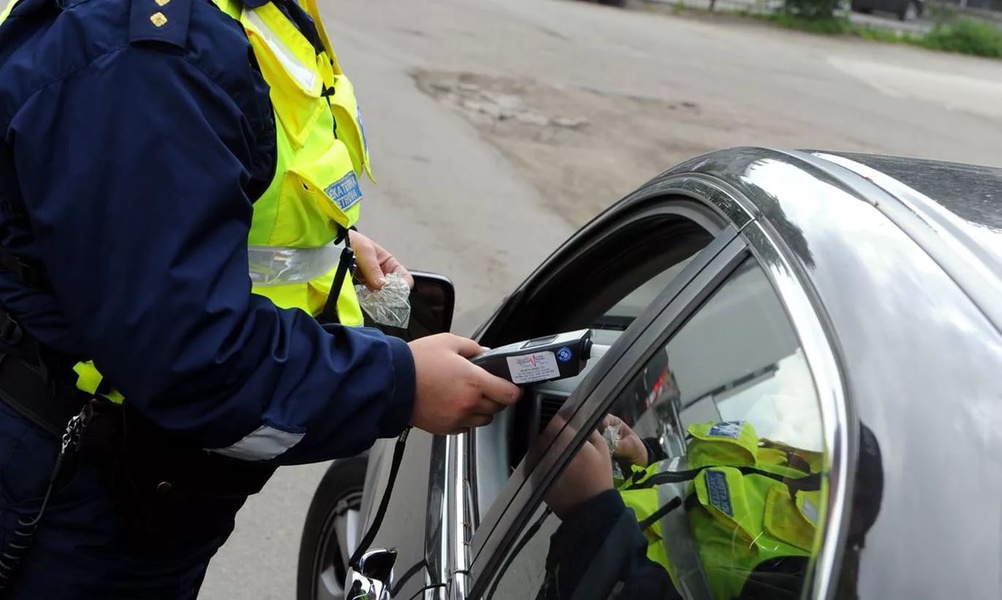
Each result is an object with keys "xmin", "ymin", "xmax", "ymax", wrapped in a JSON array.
[
  {"xmin": 155, "ymin": 0, "xmax": 170, "ymax": 6},
  {"xmin": 150, "ymin": 11, "xmax": 167, "ymax": 26}
]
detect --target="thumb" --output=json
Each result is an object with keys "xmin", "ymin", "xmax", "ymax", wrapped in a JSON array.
[
  {"xmin": 452, "ymin": 335, "xmax": 487, "ymax": 359},
  {"xmin": 353, "ymin": 245, "xmax": 386, "ymax": 291}
]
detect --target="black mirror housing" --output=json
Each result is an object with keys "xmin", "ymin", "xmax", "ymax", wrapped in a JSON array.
[{"xmin": 365, "ymin": 271, "xmax": 456, "ymax": 342}]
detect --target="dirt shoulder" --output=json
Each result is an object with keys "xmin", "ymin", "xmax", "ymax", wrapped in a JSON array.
[
  {"xmin": 413, "ymin": 69, "xmax": 795, "ymax": 227},
  {"xmin": 413, "ymin": 70, "xmax": 718, "ymax": 227}
]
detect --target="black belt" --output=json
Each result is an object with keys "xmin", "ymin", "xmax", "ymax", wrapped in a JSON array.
[
  {"xmin": 0, "ymin": 349, "xmax": 88, "ymax": 438},
  {"xmin": 0, "ymin": 309, "xmax": 275, "ymax": 499}
]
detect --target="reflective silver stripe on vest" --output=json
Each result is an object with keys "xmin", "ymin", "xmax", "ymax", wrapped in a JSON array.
[
  {"xmin": 209, "ymin": 424, "xmax": 305, "ymax": 462},
  {"xmin": 655, "ymin": 457, "xmax": 714, "ymax": 600},
  {"xmin": 242, "ymin": 8, "xmax": 317, "ymax": 91},
  {"xmin": 248, "ymin": 243, "xmax": 343, "ymax": 287}
]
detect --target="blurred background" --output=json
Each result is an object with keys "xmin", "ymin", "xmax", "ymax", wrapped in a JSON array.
[{"xmin": 197, "ymin": 0, "xmax": 1002, "ymax": 597}]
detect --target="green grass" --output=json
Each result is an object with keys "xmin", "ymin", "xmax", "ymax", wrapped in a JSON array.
[
  {"xmin": 746, "ymin": 9, "xmax": 1002, "ymax": 59},
  {"xmin": 854, "ymin": 25, "xmax": 910, "ymax": 43},
  {"xmin": 917, "ymin": 18, "xmax": 1002, "ymax": 58},
  {"xmin": 663, "ymin": 0, "xmax": 1002, "ymax": 60},
  {"xmin": 764, "ymin": 12, "xmax": 853, "ymax": 34}
]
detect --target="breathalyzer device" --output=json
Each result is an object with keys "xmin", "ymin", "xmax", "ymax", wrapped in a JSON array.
[
  {"xmin": 347, "ymin": 328, "xmax": 593, "ymax": 580},
  {"xmin": 470, "ymin": 329, "xmax": 593, "ymax": 385}
]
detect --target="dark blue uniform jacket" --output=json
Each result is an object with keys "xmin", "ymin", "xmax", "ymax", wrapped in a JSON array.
[{"xmin": 0, "ymin": 0, "xmax": 415, "ymax": 464}]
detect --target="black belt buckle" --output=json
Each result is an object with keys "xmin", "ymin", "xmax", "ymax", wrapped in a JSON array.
[
  {"xmin": 78, "ymin": 399, "xmax": 123, "ymax": 456},
  {"xmin": 0, "ymin": 314, "xmax": 22, "ymax": 346}
]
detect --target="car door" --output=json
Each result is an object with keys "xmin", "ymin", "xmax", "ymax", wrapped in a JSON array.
[
  {"xmin": 346, "ymin": 179, "xmax": 746, "ymax": 600},
  {"xmin": 462, "ymin": 216, "xmax": 850, "ymax": 600},
  {"xmin": 380, "ymin": 174, "xmax": 752, "ymax": 600}
]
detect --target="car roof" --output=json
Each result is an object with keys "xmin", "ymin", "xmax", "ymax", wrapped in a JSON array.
[
  {"xmin": 819, "ymin": 151, "xmax": 1002, "ymax": 275},
  {"xmin": 809, "ymin": 150, "xmax": 1002, "ymax": 334},
  {"xmin": 828, "ymin": 152, "xmax": 1002, "ymax": 233},
  {"xmin": 667, "ymin": 146, "xmax": 1002, "ymax": 333}
]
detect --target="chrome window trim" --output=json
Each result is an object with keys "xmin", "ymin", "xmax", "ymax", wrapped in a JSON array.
[
  {"xmin": 445, "ymin": 433, "xmax": 472, "ymax": 600},
  {"xmin": 632, "ymin": 173, "xmax": 757, "ymax": 229},
  {"xmin": 740, "ymin": 222, "xmax": 852, "ymax": 600}
]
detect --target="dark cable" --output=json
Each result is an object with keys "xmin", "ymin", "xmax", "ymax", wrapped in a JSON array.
[
  {"xmin": 0, "ymin": 453, "xmax": 66, "ymax": 592},
  {"xmin": 348, "ymin": 427, "xmax": 410, "ymax": 570}
]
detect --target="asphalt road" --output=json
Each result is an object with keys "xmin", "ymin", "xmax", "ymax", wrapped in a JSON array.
[{"xmin": 198, "ymin": 1, "xmax": 1002, "ymax": 598}]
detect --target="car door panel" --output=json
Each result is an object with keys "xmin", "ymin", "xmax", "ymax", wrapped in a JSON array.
[
  {"xmin": 354, "ymin": 178, "xmax": 754, "ymax": 600},
  {"xmin": 354, "ymin": 429, "xmax": 443, "ymax": 600}
]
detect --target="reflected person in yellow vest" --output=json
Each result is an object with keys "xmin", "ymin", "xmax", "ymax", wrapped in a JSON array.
[
  {"xmin": 538, "ymin": 415, "xmax": 883, "ymax": 600},
  {"xmin": 0, "ymin": 0, "xmax": 522, "ymax": 596},
  {"xmin": 612, "ymin": 418, "xmax": 823, "ymax": 600}
]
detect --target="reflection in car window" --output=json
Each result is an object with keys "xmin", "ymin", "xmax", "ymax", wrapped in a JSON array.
[
  {"xmin": 484, "ymin": 258, "xmax": 827, "ymax": 600},
  {"xmin": 595, "ymin": 256, "xmax": 696, "ymax": 330}
]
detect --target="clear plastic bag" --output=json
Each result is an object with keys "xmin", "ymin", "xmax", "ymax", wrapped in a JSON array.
[
  {"xmin": 603, "ymin": 423, "xmax": 624, "ymax": 479},
  {"xmin": 355, "ymin": 270, "xmax": 412, "ymax": 328}
]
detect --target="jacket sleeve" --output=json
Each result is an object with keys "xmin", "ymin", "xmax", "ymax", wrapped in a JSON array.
[
  {"xmin": 6, "ymin": 45, "xmax": 415, "ymax": 465},
  {"xmin": 540, "ymin": 490, "xmax": 682, "ymax": 600}
]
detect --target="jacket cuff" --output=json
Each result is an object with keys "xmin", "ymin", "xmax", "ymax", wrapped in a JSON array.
[
  {"xmin": 555, "ymin": 489, "xmax": 627, "ymax": 545},
  {"xmin": 377, "ymin": 335, "xmax": 416, "ymax": 437},
  {"xmin": 643, "ymin": 436, "xmax": 668, "ymax": 464}
]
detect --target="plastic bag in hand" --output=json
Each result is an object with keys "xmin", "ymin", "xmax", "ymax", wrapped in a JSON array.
[
  {"xmin": 603, "ymin": 423, "xmax": 624, "ymax": 479},
  {"xmin": 355, "ymin": 270, "xmax": 412, "ymax": 328}
]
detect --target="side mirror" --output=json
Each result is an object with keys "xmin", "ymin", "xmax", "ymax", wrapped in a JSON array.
[
  {"xmin": 344, "ymin": 549, "xmax": 396, "ymax": 600},
  {"xmin": 367, "ymin": 271, "xmax": 456, "ymax": 342}
]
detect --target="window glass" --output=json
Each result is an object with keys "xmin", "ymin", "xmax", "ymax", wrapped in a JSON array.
[
  {"xmin": 473, "ymin": 219, "xmax": 714, "ymax": 518},
  {"xmin": 483, "ymin": 258, "xmax": 828, "ymax": 600},
  {"xmin": 592, "ymin": 256, "xmax": 697, "ymax": 332}
]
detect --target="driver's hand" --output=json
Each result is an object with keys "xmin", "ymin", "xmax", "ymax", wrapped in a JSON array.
[
  {"xmin": 409, "ymin": 334, "xmax": 522, "ymax": 434},
  {"xmin": 601, "ymin": 414, "xmax": 650, "ymax": 467},
  {"xmin": 545, "ymin": 426, "xmax": 615, "ymax": 520}
]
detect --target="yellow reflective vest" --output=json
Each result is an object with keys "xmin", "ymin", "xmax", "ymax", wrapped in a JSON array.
[
  {"xmin": 215, "ymin": 0, "xmax": 370, "ymax": 325},
  {"xmin": 617, "ymin": 421, "xmax": 825, "ymax": 600},
  {"xmin": 0, "ymin": 0, "xmax": 373, "ymax": 401}
]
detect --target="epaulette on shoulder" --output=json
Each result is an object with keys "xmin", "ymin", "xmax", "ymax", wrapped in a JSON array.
[{"xmin": 128, "ymin": 0, "xmax": 192, "ymax": 49}]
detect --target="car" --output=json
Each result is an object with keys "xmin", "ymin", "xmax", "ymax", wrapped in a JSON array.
[
  {"xmin": 296, "ymin": 147, "xmax": 1002, "ymax": 600},
  {"xmin": 851, "ymin": 0, "xmax": 923, "ymax": 21}
]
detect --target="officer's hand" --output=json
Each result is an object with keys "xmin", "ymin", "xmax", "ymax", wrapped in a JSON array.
[
  {"xmin": 601, "ymin": 414, "xmax": 649, "ymax": 467},
  {"xmin": 409, "ymin": 333, "xmax": 522, "ymax": 435},
  {"xmin": 349, "ymin": 229, "xmax": 415, "ymax": 290}
]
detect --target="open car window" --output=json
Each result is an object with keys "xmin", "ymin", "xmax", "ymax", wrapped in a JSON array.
[
  {"xmin": 470, "ymin": 206, "xmax": 722, "ymax": 528},
  {"xmin": 479, "ymin": 256, "xmax": 828, "ymax": 600}
]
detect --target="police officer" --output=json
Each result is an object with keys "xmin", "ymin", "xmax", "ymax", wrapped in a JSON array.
[{"xmin": 0, "ymin": 0, "xmax": 522, "ymax": 595}]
